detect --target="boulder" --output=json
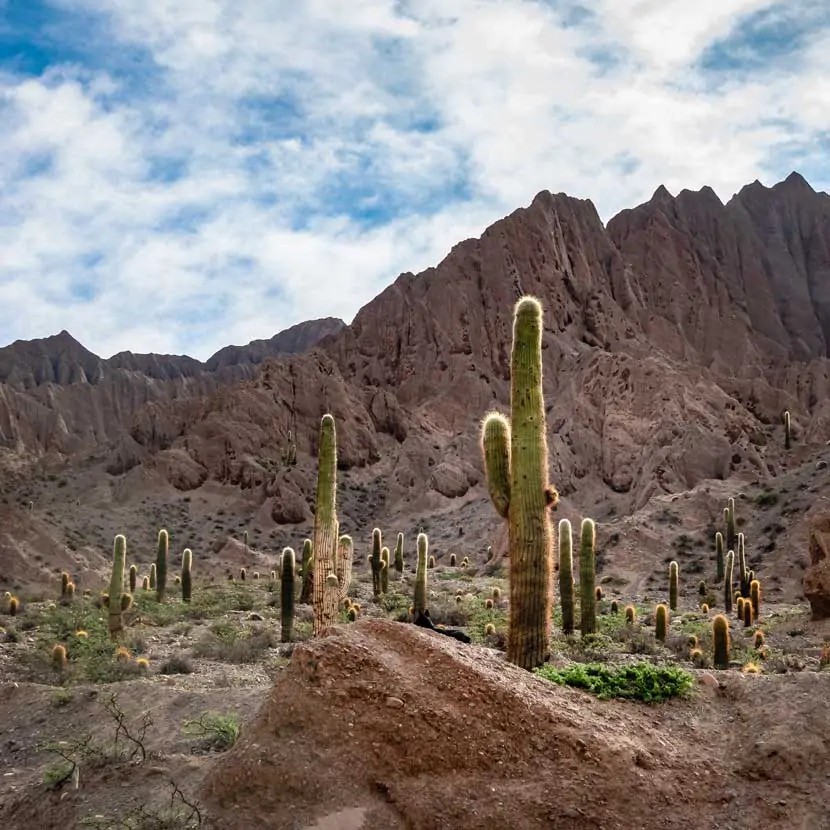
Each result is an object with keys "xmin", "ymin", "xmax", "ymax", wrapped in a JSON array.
[{"xmin": 803, "ymin": 516, "xmax": 830, "ymax": 619}]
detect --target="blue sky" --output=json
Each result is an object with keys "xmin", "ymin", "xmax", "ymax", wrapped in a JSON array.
[{"xmin": 0, "ymin": 0, "xmax": 829, "ymax": 360}]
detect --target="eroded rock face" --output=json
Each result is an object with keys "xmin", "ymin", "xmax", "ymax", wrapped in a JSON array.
[{"xmin": 804, "ymin": 516, "xmax": 830, "ymax": 619}]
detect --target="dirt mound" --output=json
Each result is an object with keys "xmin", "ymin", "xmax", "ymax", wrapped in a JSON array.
[{"xmin": 200, "ymin": 620, "xmax": 830, "ymax": 830}]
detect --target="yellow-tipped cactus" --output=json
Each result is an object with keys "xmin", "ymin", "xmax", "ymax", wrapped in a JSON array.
[
  {"xmin": 280, "ymin": 547, "xmax": 296, "ymax": 643},
  {"xmin": 480, "ymin": 297, "xmax": 558, "ymax": 671},
  {"xmin": 558, "ymin": 519, "xmax": 575, "ymax": 635},
  {"xmin": 669, "ymin": 560, "xmax": 679, "ymax": 611},
  {"xmin": 60, "ymin": 572, "xmax": 70, "ymax": 598},
  {"xmin": 394, "ymin": 532, "xmax": 404, "ymax": 576},
  {"xmin": 414, "ymin": 532, "xmax": 428, "ymax": 616},
  {"xmin": 300, "ymin": 538, "xmax": 313, "ymax": 604},
  {"xmin": 181, "ymin": 548, "xmax": 193, "ymax": 603},
  {"xmin": 655, "ymin": 603, "xmax": 669, "ymax": 642},
  {"xmin": 580, "ymin": 518, "xmax": 596, "ymax": 635},
  {"xmin": 624, "ymin": 605, "xmax": 636, "ymax": 625},
  {"xmin": 52, "ymin": 643, "xmax": 67, "ymax": 670},
  {"xmin": 312, "ymin": 414, "xmax": 340, "ymax": 635},
  {"xmin": 750, "ymin": 579, "xmax": 761, "ymax": 620},
  {"xmin": 370, "ymin": 528, "xmax": 382, "ymax": 598},
  {"xmin": 485, "ymin": 623, "xmax": 496, "ymax": 636},
  {"xmin": 156, "ymin": 529, "xmax": 169, "ymax": 602},
  {"xmin": 712, "ymin": 614, "xmax": 730, "ymax": 669},
  {"xmin": 380, "ymin": 546, "xmax": 390, "ymax": 594},
  {"xmin": 107, "ymin": 535, "xmax": 130, "ymax": 639}
]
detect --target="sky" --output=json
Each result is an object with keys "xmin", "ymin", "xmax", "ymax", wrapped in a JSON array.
[{"xmin": 0, "ymin": 0, "xmax": 829, "ymax": 361}]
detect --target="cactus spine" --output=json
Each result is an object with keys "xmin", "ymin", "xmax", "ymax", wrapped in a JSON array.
[
  {"xmin": 107, "ymin": 535, "xmax": 130, "ymax": 639},
  {"xmin": 724, "ymin": 550, "xmax": 734, "ymax": 614},
  {"xmin": 155, "ymin": 529, "xmax": 168, "ymax": 602},
  {"xmin": 715, "ymin": 531, "xmax": 724, "ymax": 582},
  {"xmin": 750, "ymin": 579, "xmax": 761, "ymax": 620},
  {"xmin": 280, "ymin": 547, "xmax": 295, "ymax": 642},
  {"xmin": 481, "ymin": 297, "xmax": 558, "ymax": 670},
  {"xmin": 300, "ymin": 539, "xmax": 313, "ymax": 604},
  {"xmin": 783, "ymin": 410, "xmax": 791, "ymax": 450},
  {"xmin": 311, "ymin": 414, "xmax": 339, "ymax": 635},
  {"xmin": 181, "ymin": 548, "xmax": 192, "ymax": 603},
  {"xmin": 336, "ymin": 535, "xmax": 353, "ymax": 602},
  {"xmin": 669, "ymin": 560, "xmax": 679, "ymax": 611},
  {"xmin": 413, "ymin": 532, "xmax": 428, "ymax": 616},
  {"xmin": 370, "ymin": 528, "xmax": 383, "ymax": 598},
  {"xmin": 558, "ymin": 519, "xmax": 574, "ymax": 635},
  {"xmin": 394, "ymin": 532, "xmax": 404, "ymax": 576},
  {"xmin": 579, "ymin": 518, "xmax": 596, "ymax": 636},
  {"xmin": 380, "ymin": 547, "xmax": 389, "ymax": 594},
  {"xmin": 712, "ymin": 614, "xmax": 730, "ymax": 669},
  {"xmin": 655, "ymin": 603, "xmax": 668, "ymax": 642}
]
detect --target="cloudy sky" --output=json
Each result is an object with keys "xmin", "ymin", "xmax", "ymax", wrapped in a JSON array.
[{"xmin": 1, "ymin": 0, "xmax": 828, "ymax": 360}]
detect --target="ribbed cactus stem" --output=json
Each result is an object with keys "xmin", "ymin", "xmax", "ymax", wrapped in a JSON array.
[
  {"xmin": 669, "ymin": 560, "xmax": 679, "ymax": 611},
  {"xmin": 181, "ymin": 548, "xmax": 192, "ymax": 603},
  {"xmin": 312, "ymin": 414, "xmax": 339, "ymax": 635},
  {"xmin": 726, "ymin": 498, "xmax": 736, "ymax": 552},
  {"xmin": 558, "ymin": 519, "xmax": 574, "ymax": 635},
  {"xmin": 715, "ymin": 531, "xmax": 724, "ymax": 582},
  {"xmin": 750, "ymin": 579, "xmax": 761, "ymax": 619},
  {"xmin": 655, "ymin": 603, "xmax": 668, "ymax": 642},
  {"xmin": 738, "ymin": 533, "xmax": 748, "ymax": 597},
  {"xmin": 128, "ymin": 564, "xmax": 137, "ymax": 594},
  {"xmin": 414, "ymin": 532, "xmax": 428, "ymax": 615},
  {"xmin": 394, "ymin": 532, "xmax": 404, "ymax": 575},
  {"xmin": 712, "ymin": 614, "xmax": 730, "ymax": 669},
  {"xmin": 108, "ymin": 535, "xmax": 128, "ymax": 639},
  {"xmin": 300, "ymin": 538, "xmax": 313, "ymax": 604},
  {"xmin": 336, "ymin": 535, "xmax": 353, "ymax": 602},
  {"xmin": 156, "ymin": 529, "xmax": 169, "ymax": 602},
  {"xmin": 724, "ymin": 550, "xmax": 734, "ymax": 614},
  {"xmin": 370, "ymin": 528, "xmax": 382, "ymax": 597},
  {"xmin": 280, "ymin": 547, "xmax": 295, "ymax": 642},
  {"xmin": 60, "ymin": 572, "xmax": 69, "ymax": 598},
  {"xmin": 783, "ymin": 410, "xmax": 791, "ymax": 450},
  {"xmin": 480, "ymin": 297, "xmax": 557, "ymax": 670},
  {"xmin": 580, "ymin": 518, "xmax": 596, "ymax": 636},
  {"xmin": 380, "ymin": 547, "xmax": 389, "ymax": 594}
]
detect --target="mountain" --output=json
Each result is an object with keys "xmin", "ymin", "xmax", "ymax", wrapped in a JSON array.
[{"xmin": 0, "ymin": 173, "xmax": 828, "ymax": 598}]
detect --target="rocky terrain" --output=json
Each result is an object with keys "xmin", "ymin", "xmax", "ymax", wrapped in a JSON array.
[{"xmin": 0, "ymin": 172, "xmax": 829, "ymax": 829}]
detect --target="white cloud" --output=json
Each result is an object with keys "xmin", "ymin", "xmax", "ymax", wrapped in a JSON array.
[{"xmin": 0, "ymin": 0, "xmax": 828, "ymax": 360}]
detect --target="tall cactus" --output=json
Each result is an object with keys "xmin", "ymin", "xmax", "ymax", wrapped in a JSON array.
[
  {"xmin": 280, "ymin": 547, "xmax": 295, "ymax": 643},
  {"xmin": 738, "ymin": 533, "xmax": 749, "ymax": 597},
  {"xmin": 655, "ymin": 603, "xmax": 668, "ymax": 642},
  {"xmin": 311, "ymin": 414, "xmax": 339, "ymax": 635},
  {"xmin": 725, "ymin": 498, "xmax": 736, "ymax": 552},
  {"xmin": 128, "ymin": 564, "xmax": 137, "ymax": 594},
  {"xmin": 156, "ymin": 528, "xmax": 169, "ymax": 602},
  {"xmin": 712, "ymin": 614, "xmax": 730, "ymax": 669},
  {"xmin": 299, "ymin": 539, "xmax": 313, "ymax": 604},
  {"xmin": 783, "ymin": 410, "xmax": 791, "ymax": 450},
  {"xmin": 579, "ymin": 518, "xmax": 596, "ymax": 635},
  {"xmin": 481, "ymin": 296, "xmax": 558, "ymax": 670},
  {"xmin": 393, "ymin": 532, "xmax": 404, "ymax": 576},
  {"xmin": 724, "ymin": 550, "xmax": 734, "ymax": 614},
  {"xmin": 336, "ymin": 535, "xmax": 353, "ymax": 602},
  {"xmin": 413, "ymin": 532, "xmax": 428, "ymax": 616},
  {"xmin": 181, "ymin": 548, "xmax": 192, "ymax": 603},
  {"xmin": 107, "ymin": 535, "xmax": 132, "ymax": 639},
  {"xmin": 715, "ymin": 531, "xmax": 724, "ymax": 582},
  {"xmin": 370, "ymin": 528, "xmax": 382, "ymax": 598},
  {"xmin": 558, "ymin": 519, "xmax": 575, "ymax": 635},
  {"xmin": 669, "ymin": 560, "xmax": 679, "ymax": 611},
  {"xmin": 750, "ymin": 579, "xmax": 761, "ymax": 620},
  {"xmin": 149, "ymin": 562, "xmax": 157, "ymax": 590}
]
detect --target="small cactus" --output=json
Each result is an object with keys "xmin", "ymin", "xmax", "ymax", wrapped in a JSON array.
[
  {"xmin": 240, "ymin": 567, "xmax": 246, "ymax": 581},
  {"xmin": 60, "ymin": 572, "xmax": 70, "ymax": 598},
  {"xmin": 655, "ymin": 603, "xmax": 669, "ymax": 642},
  {"xmin": 750, "ymin": 579, "xmax": 761, "ymax": 620},
  {"xmin": 136, "ymin": 657, "xmax": 150, "ymax": 671},
  {"xmin": 698, "ymin": 580, "xmax": 706, "ymax": 596},
  {"xmin": 669, "ymin": 560, "xmax": 679, "ymax": 611},
  {"xmin": 712, "ymin": 614, "xmax": 730, "ymax": 669},
  {"xmin": 485, "ymin": 623, "xmax": 496, "ymax": 635},
  {"xmin": 380, "ymin": 547, "xmax": 390, "ymax": 594},
  {"xmin": 737, "ymin": 596, "xmax": 745, "ymax": 618},
  {"xmin": 753, "ymin": 630, "xmax": 765, "ymax": 649},
  {"xmin": 724, "ymin": 550, "xmax": 734, "ymax": 614},
  {"xmin": 688, "ymin": 634, "xmax": 698, "ymax": 649},
  {"xmin": 181, "ymin": 548, "xmax": 193, "ymax": 603},
  {"xmin": 115, "ymin": 646, "xmax": 131, "ymax": 662},
  {"xmin": 742, "ymin": 600, "xmax": 753, "ymax": 627},
  {"xmin": 280, "ymin": 547, "xmax": 296, "ymax": 643},
  {"xmin": 624, "ymin": 605, "xmax": 636, "ymax": 624},
  {"xmin": 690, "ymin": 648, "xmax": 705, "ymax": 667},
  {"xmin": 347, "ymin": 607, "xmax": 358, "ymax": 622},
  {"xmin": 394, "ymin": 532, "xmax": 404, "ymax": 575},
  {"xmin": 142, "ymin": 576, "xmax": 150, "ymax": 591},
  {"xmin": 492, "ymin": 587, "xmax": 501, "ymax": 603},
  {"xmin": 701, "ymin": 603, "xmax": 709, "ymax": 614},
  {"xmin": 65, "ymin": 582, "xmax": 75, "ymax": 600},
  {"xmin": 129, "ymin": 564, "xmax": 137, "ymax": 594},
  {"xmin": 558, "ymin": 519, "xmax": 575, "ymax": 635},
  {"xmin": 428, "ymin": 555, "xmax": 436, "ymax": 569},
  {"xmin": 52, "ymin": 644, "xmax": 67, "ymax": 670},
  {"xmin": 715, "ymin": 531, "xmax": 724, "ymax": 582},
  {"xmin": 595, "ymin": 586, "xmax": 603, "ymax": 601},
  {"xmin": 783, "ymin": 410, "xmax": 791, "ymax": 450},
  {"xmin": 156, "ymin": 529, "xmax": 169, "ymax": 602},
  {"xmin": 610, "ymin": 600, "xmax": 618, "ymax": 614},
  {"xmin": 149, "ymin": 563, "xmax": 157, "ymax": 591},
  {"xmin": 485, "ymin": 598, "xmax": 494, "ymax": 609},
  {"xmin": 449, "ymin": 553, "xmax": 457, "ymax": 566}
]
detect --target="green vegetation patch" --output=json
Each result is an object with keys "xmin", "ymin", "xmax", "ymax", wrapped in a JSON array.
[{"xmin": 534, "ymin": 661, "xmax": 695, "ymax": 703}]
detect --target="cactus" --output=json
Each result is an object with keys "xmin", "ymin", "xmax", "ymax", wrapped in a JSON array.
[
  {"xmin": 742, "ymin": 600, "xmax": 753, "ymax": 627},
  {"xmin": 669, "ymin": 560, "xmax": 679, "ymax": 611},
  {"xmin": 66, "ymin": 582, "xmax": 75, "ymax": 600},
  {"xmin": 311, "ymin": 414, "xmax": 340, "ymax": 636},
  {"xmin": 737, "ymin": 596, "xmax": 745, "ymax": 618},
  {"xmin": 558, "ymin": 519, "xmax": 575, "ymax": 635},
  {"xmin": 715, "ymin": 531, "xmax": 724, "ymax": 582},
  {"xmin": 595, "ymin": 586, "xmax": 603, "ymax": 601},
  {"xmin": 783, "ymin": 410, "xmax": 791, "ymax": 450},
  {"xmin": 428, "ymin": 555, "xmax": 436, "ymax": 568},
  {"xmin": 688, "ymin": 634, "xmax": 698, "ymax": 649},
  {"xmin": 300, "ymin": 539, "xmax": 313, "ymax": 604},
  {"xmin": 336, "ymin": 535, "xmax": 353, "ymax": 602},
  {"xmin": 60, "ymin": 572, "xmax": 70, "ymax": 598},
  {"xmin": 492, "ymin": 586, "xmax": 501, "ymax": 603},
  {"xmin": 712, "ymin": 614, "xmax": 730, "ymax": 669},
  {"xmin": 610, "ymin": 600, "xmax": 618, "ymax": 614},
  {"xmin": 655, "ymin": 603, "xmax": 668, "ymax": 642},
  {"xmin": 449, "ymin": 553, "xmax": 457, "ymax": 567},
  {"xmin": 155, "ymin": 529, "xmax": 169, "ymax": 602},
  {"xmin": 724, "ymin": 550, "xmax": 734, "ymax": 614},
  {"xmin": 485, "ymin": 598, "xmax": 494, "ymax": 609},
  {"xmin": 142, "ymin": 576, "xmax": 150, "ymax": 591},
  {"xmin": 52, "ymin": 644, "xmax": 67, "ymax": 670},
  {"xmin": 394, "ymin": 532, "xmax": 404, "ymax": 575},
  {"xmin": 347, "ymin": 607, "xmax": 358, "ymax": 622},
  {"xmin": 243, "ymin": 529, "xmax": 248, "ymax": 556},
  {"xmin": 380, "ymin": 547, "xmax": 390, "ymax": 594},
  {"xmin": 624, "ymin": 605, "xmax": 636, "ymax": 624},
  {"xmin": 725, "ymin": 498, "xmax": 736, "ymax": 552},
  {"xmin": 128, "ymin": 564, "xmax": 137, "ymax": 594},
  {"xmin": 750, "ymin": 579, "xmax": 761, "ymax": 619},
  {"xmin": 698, "ymin": 580, "xmax": 706, "ymax": 596},
  {"xmin": 701, "ymin": 603, "xmax": 709, "ymax": 614},
  {"xmin": 485, "ymin": 623, "xmax": 496, "ymax": 636},
  {"xmin": 414, "ymin": 532, "xmax": 428, "ymax": 616},
  {"xmin": 280, "ymin": 547, "xmax": 296, "ymax": 642},
  {"xmin": 370, "ymin": 528, "xmax": 382, "ymax": 598},
  {"xmin": 181, "ymin": 548, "xmax": 192, "ymax": 603},
  {"xmin": 738, "ymin": 533, "xmax": 749, "ymax": 598},
  {"xmin": 480, "ymin": 297, "xmax": 558, "ymax": 670},
  {"xmin": 580, "ymin": 518, "xmax": 596, "ymax": 636},
  {"xmin": 107, "ymin": 535, "xmax": 130, "ymax": 639},
  {"xmin": 754, "ymin": 630, "xmax": 765, "ymax": 649},
  {"xmin": 240, "ymin": 567, "xmax": 247, "ymax": 581}
]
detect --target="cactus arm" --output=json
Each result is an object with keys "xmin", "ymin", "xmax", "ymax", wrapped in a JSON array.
[{"xmin": 481, "ymin": 412, "xmax": 511, "ymax": 519}]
